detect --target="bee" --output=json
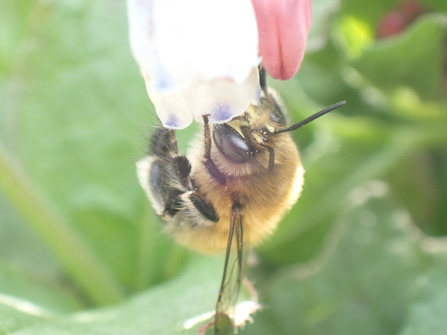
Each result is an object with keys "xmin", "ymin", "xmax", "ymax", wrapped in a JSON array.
[{"xmin": 137, "ymin": 69, "xmax": 345, "ymax": 334}]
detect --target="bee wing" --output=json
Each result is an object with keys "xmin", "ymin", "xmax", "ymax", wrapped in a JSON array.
[{"xmin": 214, "ymin": 206, "xmax": 244, "ymax": 335}]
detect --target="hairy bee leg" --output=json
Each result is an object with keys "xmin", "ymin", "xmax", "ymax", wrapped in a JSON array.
[
  {"xmin": 150, "ymin": 127, "xmax": 175, "ymax": 158},
  {"xmin": 159, "ymin": 129, "xmax": 192, "ymax": 189},
  {"xmin": 162, "ymin": 123, "xmax": 220, "ymax": 222},
  {"xmin": 168, "ymin": 129, "xmax": 179, "ymax": 155},
  {"xmin": 202, "ymin": 115, "xmax": 227, "ymax": 185},
  {"xmin": 259, "ymin": 142, "xmax": 275, "ymax": 171},
  {"xmin": 145, "ymin": 128, "xmax": 184, "ymax": 219},
  {"xmin": 189, "ymin": 193, "xmax": 219, "ymax": 222},
  {"xmin": 146, "ymin": 159, "xmax": 182, "ymax": 219},
  {"xmin": 203, "ymin": 114, "xmax": 212, "ymax": 158},
  {"xmin": 259, "ymin": 65, "xmax": 278, "ymax": 108},
  {"xmin": 172, "ymin": 155, "xmax": 192, "ymax": 190}
]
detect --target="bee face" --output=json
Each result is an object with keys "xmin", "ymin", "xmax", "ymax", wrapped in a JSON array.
[{"xmin": 137, "ymin": 90, "xmax": 304, "ymax": 254}]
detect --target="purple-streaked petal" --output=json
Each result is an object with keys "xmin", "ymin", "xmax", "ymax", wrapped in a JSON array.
[{"xmin": 147, "ymin": 67, "xmax": 260, "ymax": 129}]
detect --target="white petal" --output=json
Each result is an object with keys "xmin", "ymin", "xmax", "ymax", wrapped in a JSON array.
[
  {"xmin": 190, "ymin": 66, "xmax": 261, "ymax": 124},
  {"xmin": 151, "ymin": 0, "xmax": 259, "ymax": 90},
  {"xmin": 128, "ymin": 0, "xmax": 261, "ymax": 129},
  {"xmin": 127, "ymin": 0, "xmax": 156, "ymax": 79},
  {"xmin": 145, "ymin": 84, "xmax": 195, "ymax": 129},
  {"xmin": 234, "ymin": 301, "xmax": 261, "ymax": 327}
]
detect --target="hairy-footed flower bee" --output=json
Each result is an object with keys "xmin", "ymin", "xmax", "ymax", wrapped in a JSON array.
[{"xmin": 137, "ymin": 71, "xmax": 345, "ymax": 334}]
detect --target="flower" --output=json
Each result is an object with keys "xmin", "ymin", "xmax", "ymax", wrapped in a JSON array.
[
  {"xmin": 251, "ymin": 0, "xmax": 312, "ymax": 80},
  {"xmin": 127, "ymin": 0, "xmax": 312, "ymax": 129},
  {"xmin": 128, "ymin": 0, "xmax": 260, "ymax": 129}
]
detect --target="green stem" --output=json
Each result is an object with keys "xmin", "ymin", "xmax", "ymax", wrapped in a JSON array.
[{"xmin": 0, "ymin": 145, "xmax": 125, "ymax": 305}]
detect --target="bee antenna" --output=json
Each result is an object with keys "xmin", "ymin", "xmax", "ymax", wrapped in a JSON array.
[{"xmin": 274, "ymin": 101, "xmax": 346, "ymax": 134}]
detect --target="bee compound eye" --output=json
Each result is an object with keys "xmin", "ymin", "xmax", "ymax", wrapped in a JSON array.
[{"xmin": 213, "ymin": 123, "xmax": 252, "ymax": 163}]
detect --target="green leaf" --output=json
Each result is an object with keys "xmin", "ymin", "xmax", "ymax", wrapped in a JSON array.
[
  {"xmin": 0, "ymin": 256, "xmax": 224, "ymax": 335},
  {"xmin": 333, "ymin": 2, "xmax": 447, "ymax": 101},
  {"xmin": 0, "ymin": 145, "xmax": 125, "ymax": 305},
  {"xmin": 351, "ymin": 15, "xmax": 447, "ymax": 100},
  {"xmin": 387, "ymin": 148, "xmax": 447, "ymax": 236},
  {"xmin": 0, "ymin": 301, "xmax": 48, "ymax": 334},
  {"xmin": 399, "ymin": 268, "xmax": 447, "ymax": 335},
  {"xmin": 0, "ymin": 263, "xmax": 80, "ymax": 313},
  {"xmin": 242, "ymin": 196, "xmax": 447, "ymax": 335}
]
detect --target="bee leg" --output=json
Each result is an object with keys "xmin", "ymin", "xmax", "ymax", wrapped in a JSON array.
[
  {"xmin": 259, "ymin": 142, "xmax": 275, "ymax": 171},
  {"xmin": 162, "ymin": 126, "xmax": 220, "ymax": 222},
  {"xmin": 202, "ymin": 114, "xmax": 227, "ymax": 185},
  {"xmin": 168, "ymin": 129, "xmax": 179, "ymax": 155},
  {"xmin": 174, "ymin": 155, "xmax": 220, "ymax": 222},
  {"xmin": 154, "ymin": 128, "xmax": 193, "ymax": 192},
  {"xmin": 150, "ymin": 127, "xmax": 175, "ymax": 158},
  {"xmin": 172, "ymin": 155, "xmax": 192, "ymax": 189},
  {"xmin": 146, "ymin": 158, "xmax": 182, "ymax": 219},
  {"xmin": 145, "ymin": 128, "xmax": 186, "ymax": 219},
  {"xmin": 258, "ymin": 65, "xmax": 268, "ymax": 96},
  {"xmin": 258, "ymin": 65, "xmax": 281, "ymax": 109},
  {"xmin": 189, "ymin": 192, "xmax": 219, "ymax": 222}
]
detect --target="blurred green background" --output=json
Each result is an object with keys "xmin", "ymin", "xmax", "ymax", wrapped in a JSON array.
[{"xmin": 1, "ymin": 0, "xmax": 447, "ymax": 334}]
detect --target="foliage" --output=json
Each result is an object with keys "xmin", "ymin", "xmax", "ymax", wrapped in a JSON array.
[{"xmin": 1, "ymin": 0, "xmax": 446, "ymax": 334}]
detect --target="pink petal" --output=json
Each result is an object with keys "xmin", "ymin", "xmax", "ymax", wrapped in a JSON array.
[{"xmin": 252, "ymin": 0, "xmax": 312, "ymax": 80}]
